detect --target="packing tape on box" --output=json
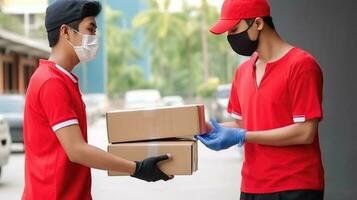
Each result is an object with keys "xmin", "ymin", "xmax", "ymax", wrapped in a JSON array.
[{"xmin": 146, "ymin": 142, "xmax": 160, "ymax": 157}]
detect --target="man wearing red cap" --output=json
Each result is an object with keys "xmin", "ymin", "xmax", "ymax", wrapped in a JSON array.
[{"xmin": 196, "ymin": 0, "xmax": 324, "ymax": 199}]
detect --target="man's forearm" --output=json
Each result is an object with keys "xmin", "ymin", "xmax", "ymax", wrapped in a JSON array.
[
  {"xmin": 72, "ymin": 143, "xmax": 136, "ymax": 174},
  {"xmin": 221, "ymin": 120, "xmax": 241, "ymax": 129},
  {"xmin": 56, "ymin": 125, "xmax": 136, "ymax": 174},
  {"xmin": 245, "ymin": 120, "xmax": 318, "ymax": 146}
]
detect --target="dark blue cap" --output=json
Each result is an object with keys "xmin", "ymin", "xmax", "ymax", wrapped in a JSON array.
[{"xmin": 45, "ymin": 0, "xmax": 101, "ymax": 32}]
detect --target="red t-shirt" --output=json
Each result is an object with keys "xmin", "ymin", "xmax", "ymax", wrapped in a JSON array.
[
  {"xmin": 228, "ymin": 47, "xmax": 324, "ymax": 193},
  {"xmin": 22, "ymin": 60, "xmax": 91, "ymax": 200}
]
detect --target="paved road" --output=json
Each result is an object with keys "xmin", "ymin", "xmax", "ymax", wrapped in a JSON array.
[{"xmin": 0, "ymin": 117, "xmax": 243, "ymax": 200}]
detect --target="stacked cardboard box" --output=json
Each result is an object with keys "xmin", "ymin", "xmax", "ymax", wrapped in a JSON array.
[{"xmin": 106, "ymin": 104, "xmax": 206, "ymax": 176}]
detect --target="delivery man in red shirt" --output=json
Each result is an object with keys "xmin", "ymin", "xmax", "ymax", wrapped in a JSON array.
[
  {"xmin": 196, "ymin": 0, "xmax": 324, "ymax": 199},
  {"xmin": 22, "ymin": 1, "xmax": 172, "ymax": 199}
]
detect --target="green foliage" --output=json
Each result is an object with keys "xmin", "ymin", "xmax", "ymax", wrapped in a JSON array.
[
  {"xmin": 196, "ymin": 77, "xmax": 220, "ymax": 99},
  {"xmin": 107, "ymin": 0, "xmax": 240, "ymax": 97},
  {"xmin": 106, "ymin": 7, "xmax": 150, "ymax": 97}
]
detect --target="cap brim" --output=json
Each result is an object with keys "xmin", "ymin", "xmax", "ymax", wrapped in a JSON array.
[{"xmin": 209, "ymin": 19, "xmax": 241, "ymax": 35}]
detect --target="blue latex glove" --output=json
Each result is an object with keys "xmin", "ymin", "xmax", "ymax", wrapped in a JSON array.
[{"xmin": 195, "ymin": 120, "xmax": 246, "ymax": 151}]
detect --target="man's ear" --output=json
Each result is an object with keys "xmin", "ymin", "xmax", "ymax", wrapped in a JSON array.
[
  {"xmin": 60, "ymin": 24, "xmax": 70, "ymax": 40},
  {"xmin": 255, "ymin": 17, "xmax": 264, "ymax": 31}
]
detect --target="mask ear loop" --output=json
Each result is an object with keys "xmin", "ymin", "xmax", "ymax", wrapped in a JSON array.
[
  {"xmin": 70, "ymin": 27, "xmax": 80, "ymax": 34},
  {"xmin": 69, "ymin": 28, "xmax": 97, "ymax": 48},
  {"xmin": 244, "ymin": 19, "xmax": 256, "ymax": 31},
  {"xmin": 63, "ymin": 25, "xmax": 77, "ymax": 46},
  {"xmin": 246, "ymin": 19, "xmax": 261, "ymax": 42},
  {"xmin": 67, "ymin": 27, "xmax": 86, "ymax": 47}
]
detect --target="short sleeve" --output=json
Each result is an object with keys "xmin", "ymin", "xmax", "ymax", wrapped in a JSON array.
[
  {"xmin": 227, "ymin": 69, "xmax": 242, "ymax": 120},
  {"xmin": 289, "ymin": 56, "xmax": 323, "ymax": 123},
  {"xmin": 39, "ymin": 78, "xmax": 79, "ymax": 132}
]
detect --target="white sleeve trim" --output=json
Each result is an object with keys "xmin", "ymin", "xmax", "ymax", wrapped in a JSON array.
[
  {"xmin": 231, "ymin": 112, "xmax": 242, "ymax": 120},
  {"xmin": 52, "ymin": 119, "xmax": 79, "ymax": 132},
  {"xmin": 293, "ymin": 116, "xmax": 306, "ymax": 123}
]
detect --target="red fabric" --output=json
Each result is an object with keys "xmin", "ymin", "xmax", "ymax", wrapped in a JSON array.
[
  {"xmin": 210, "ymin": 0, "xmax": 271, "ymax": 34},
  {"xmin": 22, "ymin": 60, "xmax": 91, "ymax": 200},
  {"xmin": 228, "ymin": 47, "xmax": 324, "ymax": 193}
]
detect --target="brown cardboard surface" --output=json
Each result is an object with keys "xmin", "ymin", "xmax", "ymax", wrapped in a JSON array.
[
  {"xmin": 106, "ymin": 104, "xmax": 206, "ymax": 143},
  {"xmin": 108, "ymin": 140, "xmax": 198, "ymax": 176},
  {"xmin": 193, "ymin": 141, "xmax": 198, "ymax": 171}
]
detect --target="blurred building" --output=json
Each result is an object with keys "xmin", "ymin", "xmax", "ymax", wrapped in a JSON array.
[
  {"xmin": 0, "ymin": 0, "xmax": 50, "ymax": 95},
  {"xmin": 0, "ymin": 0, "xmax": 47, "ymax": 38},
  {"xmin": 0, "ymin": 0, "xmax": 108, "ymax": 95},
  {"xmin": 0, "ymin": 28, "xmax": 50, "ymax": 94}
]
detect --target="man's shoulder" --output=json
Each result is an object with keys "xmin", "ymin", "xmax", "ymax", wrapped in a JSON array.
[
  {"xmin": 289, "ymin": 47, "xmax": 321, "ymax": 72},
  {"xmin": 289, "ymin": 47, "xmax": 318, "ymax": 64},
  {"xmin": 34, "ymin": 62, "xmax": 64, "ymax": 85},
  {"xmin": 28, "ymin": 64, "xmax": 68, "ymax": 97}
]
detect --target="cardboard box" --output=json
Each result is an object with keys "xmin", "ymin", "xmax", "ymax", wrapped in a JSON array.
[
  {"xmin": 108, "ymin": 140, "xmax": 198, "ymax": 176},
  {"xmin": 106, "ymin": 105, "xmax": 206, "ymax": 143}
]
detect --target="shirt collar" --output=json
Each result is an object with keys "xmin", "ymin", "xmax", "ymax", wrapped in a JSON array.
[{"xmin": 54, "ymin": 64, "xmax": 78, "ymax": 83}]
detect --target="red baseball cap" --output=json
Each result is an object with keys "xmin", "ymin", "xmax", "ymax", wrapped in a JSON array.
[{"xmin": 210, "ymin": 0, "xmax": 271, "ymax": 35}]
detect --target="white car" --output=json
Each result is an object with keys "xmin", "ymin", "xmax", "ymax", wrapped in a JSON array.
[
  {"xmin": 0, "ymin": 95, "xmax": 25, "ymax": 143},
  {"xmin": 0, "ymin": 115, "xmax": 11, "ymax": 178},
  {"xmin": 162, "ymin": 96, "xmax": 185, "ymax": 106},
  {"xmin": 124, "ymin": 89, "xmax": 163, "ymax": 109},
  {"xmin": 82, "ymin": 93, "xmax": 109, "ymax": 123},
  {"xmin": 212, "ymin": 84, "xmax": 231, "ymax": 122}
]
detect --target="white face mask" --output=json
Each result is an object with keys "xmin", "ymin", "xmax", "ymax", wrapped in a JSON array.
[{"xmin": 67, "ymin": 29, "xmax": 99, "ymax": 62}]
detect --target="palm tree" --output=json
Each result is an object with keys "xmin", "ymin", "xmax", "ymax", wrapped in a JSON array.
[
  {"xmin": 199, "ymin": 0, "xmax": 210, "ymax": 82},
  {"xmin": 132, "ymin": 0, "xmax": 237, "ymax": 97},
  {"xmin": 133, "ymin": 0, "xmax": 189, "ymax": 95},
  {"xmin": 105, "ymin": 7, "xmax": 146, "ymax": 96}
]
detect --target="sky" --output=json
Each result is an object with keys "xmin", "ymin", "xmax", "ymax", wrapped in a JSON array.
[
  {"xmin": 0, "ymin": 0, "xmax": 225, "ymax": 14},
  {"xmin": 159, "ymin": 0, "xmax": 224, "ymax": 12}
]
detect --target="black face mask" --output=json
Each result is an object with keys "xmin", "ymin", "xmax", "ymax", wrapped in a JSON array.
[{"xmin": 227, "ymin": 21, "xmax": 260, "ymax": 56}]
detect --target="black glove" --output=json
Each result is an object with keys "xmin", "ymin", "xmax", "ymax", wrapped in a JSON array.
[{"xmin": 131, "ymin": 154, "xmax": 172, "ymax": 182}]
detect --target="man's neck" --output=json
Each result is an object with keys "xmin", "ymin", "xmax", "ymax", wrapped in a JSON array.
[
  {"xmin": 48, "ymin": 49, "xmax": 78, "ymax": 72},
  {"xmin": 256, "ymin": 30, "xmax": 293, "ymax": 64}
]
